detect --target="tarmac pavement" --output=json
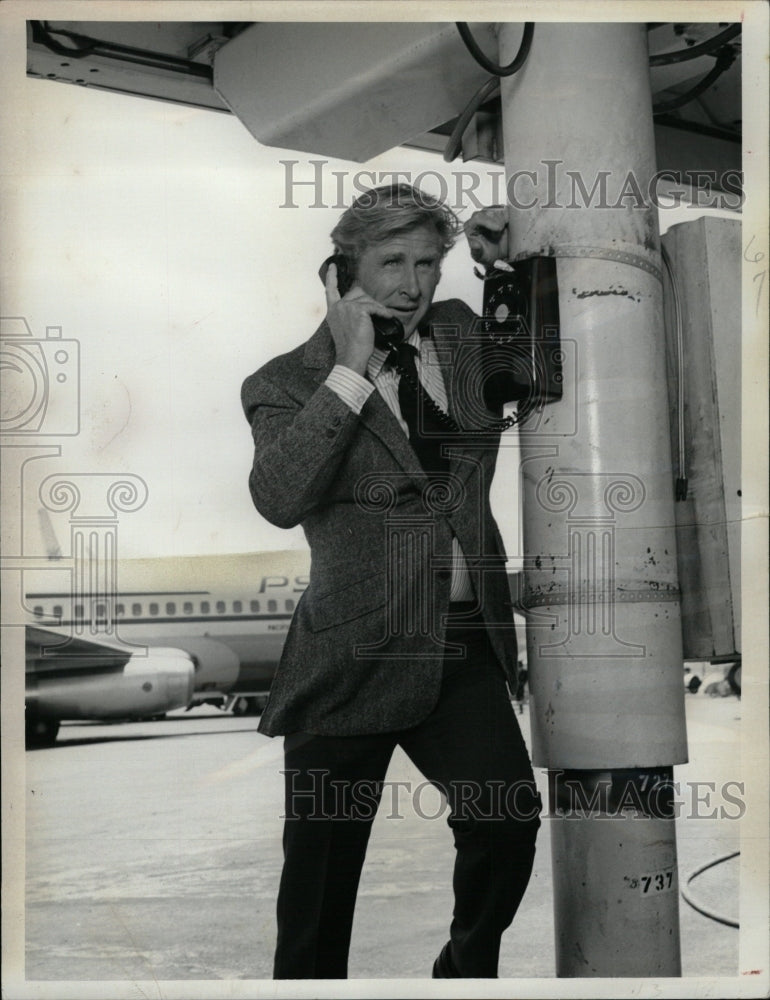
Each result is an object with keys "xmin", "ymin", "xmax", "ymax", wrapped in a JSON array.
[{"xmin": 17, "ymin": 691, "xmax": 749, "ymax": 991}]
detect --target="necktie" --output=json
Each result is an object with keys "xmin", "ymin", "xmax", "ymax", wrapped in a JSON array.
[{"xmin": 392, "ymin": 341, "xmax": 450, "ymax": 479}]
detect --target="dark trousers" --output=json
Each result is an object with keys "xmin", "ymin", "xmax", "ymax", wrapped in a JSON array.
[{"xmin": 272, "ymin": 618, "xmax": 541, "ymax": 979}]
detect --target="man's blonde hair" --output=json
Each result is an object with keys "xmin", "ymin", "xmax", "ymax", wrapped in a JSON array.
[{"xmin": 330, "ymin": 184, "xmax": 461, "ymax": 273}]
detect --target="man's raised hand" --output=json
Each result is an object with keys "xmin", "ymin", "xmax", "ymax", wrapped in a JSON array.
[
  {"xmin": 464, "ymin": 208, "xmax": 509, "ymax": 267},
  {"xmin": 324, "ymin": 262, "xmax": 394, "ymax": 375}
]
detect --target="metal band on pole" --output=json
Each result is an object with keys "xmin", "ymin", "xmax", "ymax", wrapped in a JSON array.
[{"xmin": 508, "ymin": 244, "xmax": 664, "ymax": 283}]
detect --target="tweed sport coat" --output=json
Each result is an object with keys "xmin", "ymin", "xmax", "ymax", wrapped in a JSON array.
[{"xmin": 241, "ymin": 298, "xmax": 520, "ymax": 737}]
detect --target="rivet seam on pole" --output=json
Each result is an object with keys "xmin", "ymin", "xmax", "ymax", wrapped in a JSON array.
[
  {"xmin": 509, "ymin": 245, "xmax": 663, "ymax": 282},
  {"xmin": 521, "ymin": 587, "xmax": 681, "ymax": 608}
]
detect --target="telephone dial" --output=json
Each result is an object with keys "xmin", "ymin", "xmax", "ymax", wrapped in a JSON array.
[
  {"xmin": 480, "ymin": 255, "xmax": 562, "ymax": 405},
  {"xmin": 319, "ymin": 253, "xmax": 405, "ymax": 351}
]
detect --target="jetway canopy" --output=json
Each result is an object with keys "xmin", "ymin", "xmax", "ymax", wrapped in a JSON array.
[{"xmin": 26, "ymin": 20, "xmax": 740, "ymax": 182}]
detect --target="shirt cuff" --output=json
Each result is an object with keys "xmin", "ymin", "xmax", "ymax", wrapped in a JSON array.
[{"xmin": 325, "ymin": 365, "xmax": 375, "ymax": 415}]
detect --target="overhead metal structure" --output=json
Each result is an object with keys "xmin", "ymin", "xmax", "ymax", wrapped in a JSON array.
[{"xmin": 27, "ymin": 20, "xmax": 741, "ymax": 182}]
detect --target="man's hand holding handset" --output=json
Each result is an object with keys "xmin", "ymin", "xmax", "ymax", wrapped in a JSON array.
[{"xmin": 324, "ymin": 261, "xmax": 398, "ymax": 376}]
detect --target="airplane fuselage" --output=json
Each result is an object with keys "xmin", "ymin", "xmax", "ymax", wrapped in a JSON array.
[{"xmin": 23, "ymin": 551, "xmax": 311, "ymax": 742}]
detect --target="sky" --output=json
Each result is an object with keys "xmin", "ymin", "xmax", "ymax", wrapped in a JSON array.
[{"xmin": 1, "ymin": 60, "xmax": 527, "ymax": 561}]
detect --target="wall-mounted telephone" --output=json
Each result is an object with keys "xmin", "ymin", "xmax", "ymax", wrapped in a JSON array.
[
  {"xmin": 319, "ymin": 254, "xmax": 405, "ymax": 351},
  {"xmin": 480, "ymin": 256, "xmax": 562, "ymax": 404}
]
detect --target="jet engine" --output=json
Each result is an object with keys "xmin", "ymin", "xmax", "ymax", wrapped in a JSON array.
[{"xmin": 25, "ymin": 645, "xmax": 195, "ymax": 746}]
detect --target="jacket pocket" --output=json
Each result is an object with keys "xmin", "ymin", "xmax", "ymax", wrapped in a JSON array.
[{"xmin": 308, "ymin": 569, "xmax": 387, "ymax": 632}]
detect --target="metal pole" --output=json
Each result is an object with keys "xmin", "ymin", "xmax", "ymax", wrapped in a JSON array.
[{"xmin": 498, "ymin": 22, "xmax": 687, "ymax": 976}]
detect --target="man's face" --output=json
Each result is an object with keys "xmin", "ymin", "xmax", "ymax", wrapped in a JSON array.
[{"xmin": 355, "ymin": 225, "xmax": 443, "ymax": 337}]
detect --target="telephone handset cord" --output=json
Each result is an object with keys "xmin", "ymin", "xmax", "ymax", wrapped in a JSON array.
[{"xmin": 386, "ymin": 347, "xmax": 533, "ymax": 436}]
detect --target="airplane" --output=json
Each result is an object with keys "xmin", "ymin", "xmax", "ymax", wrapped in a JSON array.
[
  {"xmin": 24, "ymin": 534, "xmax": 530, "ymax": 747},
  {"xmin": 24, "ymin": 546, "xmax": 311, "ymax": 747}
]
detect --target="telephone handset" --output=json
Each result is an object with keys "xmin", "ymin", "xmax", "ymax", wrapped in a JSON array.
[{"xmin": 319, "ymin": 254, "xmax": 405, "ymax": 351}]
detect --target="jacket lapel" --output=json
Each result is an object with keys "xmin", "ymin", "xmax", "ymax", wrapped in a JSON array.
[
  {"xmin": 429, "ymin": 318, "xmax": 461, "ymax": 427},
  {"xmin": 302, "ymin": 305, "xmax": 489, "ymax": 493},
  {"xmin": 426, "ymin": 307, "xmax": 482, "ymax": 481},
  {"xmin": 358, "ymin": 389, "xmax": 431, "ymax": 489}
]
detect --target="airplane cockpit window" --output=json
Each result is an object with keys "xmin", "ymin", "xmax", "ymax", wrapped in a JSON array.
[
  {"xmin": 268, "ymin": 599, "xmax": 277, "ymax": 613},
  {"xmin": 184, "ymin": 601, "xmax": 193, "ymax": 615},
  {"xmin": 149, "ymin": 602, "xmax": 159, "ymax": 616},
  {"xmin": 250, "ymin": 600, "xmax": 260, "ymax": 613},
  {"xmin": 216, "ymin": 600, "xmax": 226, "ymax": 614},
  {"xmin": 166, "ymin": 602, "xmax": 176, "ymax": 616},
  {"xmin": 233, "ymin": 600, "xmax": 243, "ymax": 613}
]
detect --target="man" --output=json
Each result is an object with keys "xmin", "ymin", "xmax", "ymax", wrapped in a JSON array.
[{"xmin": 241, "ymin": 184, "xmax": 541, "ymax": 979}]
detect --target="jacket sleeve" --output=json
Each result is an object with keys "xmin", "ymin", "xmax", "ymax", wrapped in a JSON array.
[{"xmin": 241, "ymin": 368, "xmax": 362, "ymax": 529}]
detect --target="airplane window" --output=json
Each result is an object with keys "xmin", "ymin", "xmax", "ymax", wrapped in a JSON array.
[
  {"xmin": 285, "ymin": 599, "xmax": 295, "ymax": 612},
  {"xmin": 33, "ymin": 605, "xmax": 44, "ymax": 618},
  {"xmin": 132, "ymin": 603, "xmax": 142, "ymax": 616},
  {"xmin": 149, "ymin": 602, "xmax": 159, "ymax": 616},
  {"xmin": 166, "ymin": 602, "xmax": 176, "ymax": 615},
  {"xmin": 250, "ymin": 600, "xmax": 260, "ymax": 613},
  {"xmin": 201, "ymin": 601, "xmax": 210, "ymax": 614},
  {"xmin": 95, "ymin": 603, "xmax": 107, "ymax": 621},
  {"xmin": 116, "ymin": 604, "xmax": 125, "ymax": 618},
  {"xmin": 233, "ymin": 600, "xmax": 243, "ymax": 613},
  {"xmin": 184, "ymin": 601, "xmax": 193, "ymax": 615},
  {"xmin": 268, "ymin": 599, "xmax": 277, "ymax": 613},
  {"xmin": 53, "ymin": 605, "xmax": 63, "ymax": 618},
  {"xmin": 216, "ymin": 601, "xmax": 225, "ymax": 614},
  {"xmin": 74, "ymin": 604, "xmax": 84, "ymax": 619}
]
